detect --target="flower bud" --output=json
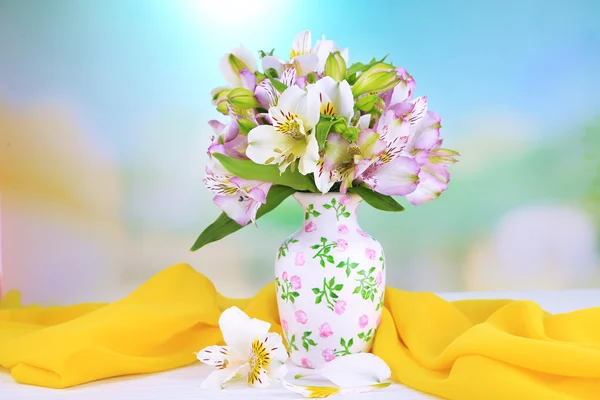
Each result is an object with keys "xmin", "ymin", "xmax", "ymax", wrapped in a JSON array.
[
  {"xmin": 211, "ymin": 87, "xmax": 231, "ymax": 115},
  {"xmin": 227, "ymin": 87, "xmax": 260, "ymax": 109},
  {"xmin": 351, "ymin": 63, "xmax": 401, "ymax": 97},
  {"xmin": 354, "ymin": 94, "xmax": 384, "ymax": 113},
  {"xmin": 324, "ymin": 51, "xmax": 347, "ymax": 82},
  {"xmin": 228, "ymin": 53, "xmax": 251, "ymax": 75}
]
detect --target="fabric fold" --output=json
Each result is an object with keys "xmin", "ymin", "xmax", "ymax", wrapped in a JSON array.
[{"xmin": 1, "ymin": 263, "xmax": 599, "ymax": 400}]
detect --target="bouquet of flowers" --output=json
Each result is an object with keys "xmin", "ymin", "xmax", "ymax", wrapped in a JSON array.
[{"xmin": 191, "ymin": 30, "xmax": 458, "ymax": 251}]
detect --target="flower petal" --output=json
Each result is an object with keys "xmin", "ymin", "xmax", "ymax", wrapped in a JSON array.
[
  {"xmin": 218, "ymin": 46, "xmax": 257, "ymax": 87},
  {"xmin": 356, "ymin": 114, "xmax": 371, "ymax": 131},
  {"xmin": 240, "ymin": 68, "xmax": 256, "ymax": 91},
  {"xmin": 262, "ymin": 55, "xmax": 285, "ymax": 77},
  {"xmin": 405, "ymin": 170, "xmax": 448, "ymax": 205},
  {"xmin": 297, "ymin": 353, "xmax": 391, "ymax": 388},
  {"xmin": 204, "ymin": 175, "xmax": 240, "ymax": 196},
  {"xmin": 323, "ymin": 133, "xmax": 350, "ymax": 170},
  {"xmin": 282, "ymin": 381, "xmax": 341, "ymax": 398},
  {"xmin": 298, "ymin": 134, "xmax": 319, "ymax": 175},
  {"xmin": 201, "ymin": 363, "xmax": 247, "ymax": 390},
  {"xmin": 363, "ymin": 156, "xmax": 420, "ymax": 196},
  {"xmin": 246, "ymin": 125, "xmax": 292, "ymax": 165},
  {"xmin": 219, "ymin": 306, "xmax": 270, "ymax": 359},
  {"xmin": 313, "ymin": 77, "xmax": 354, "ymax": 122},
  {"xmin": 278, "ymin": 85, "xmax": 320, "ymax": 130},
  {"xmin": 293, "ymin": 53, "xmax": 319, "ymax": 77},
  {"xmin": 280, "ymin": 67, "xmax": 297, "ymax": 87},
  {"xmin": 291, "ymin": 30, "xmax": 312, "ymax": 58},
  {"xmin": 262, "ymin": 332, "xmax": 288, "ymax": 363},
  {"xmin": 408, "ymin": 96, "xmax": 428, "ymax": 127},
  {"xmin": 249, "ymin": 367, "xmax": 272, "ymax": 388},
  {"xmin": 196, "ymin": 345, "xmax": 231, "ymax": 368},
  {"xmin": 213, "ymin": 195, "xmax": 253, "ymax": 226},
  {"xmin": 314, "ymin": 169, "xmax": 336, "ymax": 194}
]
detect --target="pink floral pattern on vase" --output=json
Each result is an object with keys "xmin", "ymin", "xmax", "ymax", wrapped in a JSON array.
[
  {"xmin": 295, "ymin": 310, "xmax": 308, "ymax": 324},
  {"xmin": 291, "ymin": 276, "xmax": 302, "ymax": 290},
  {"xmin": 334, "ymin": 300, "xmax": 347, "ymax": 315},
  {"xmin": 365, "ymin": 248, "xmax": 376, "ymax": 260},
  {"xmin": 319, "ymin": 323, "xmax": 333, "ymax": 338},
  {"xmin": 376, "ymin": 315, "xmax": 381, "ymax": 328},
  {"xmin": 301, "ymin": 358, "xmax": 313, "ymax": 368},
  {"xmin": 274, "ymin": 192, "xmax": 386, "ymax": 369},
  {"xmin": 336, "ymin": 239, "xmax": 348, "ymax": 251},
  {"xmin": 359, "ymin": 314, "xmax": 369, "ymax": 329},
  {"xmin": 322, "ymin": 348, "xmax": 335, "ymax": 362},
  {"xmin": 376, "ymin": 271, "xmax": 383, "ymax": 287},
  {"xmin": 340, "ymin": 195, "xmax": 352, "ymax": 205},
  {"xmin": 305, "ymin": 221, "xmax": 317, "ymax": 233},
  {"xmin": 337, "ymin": 224, "xmax": 349, "ymax": 234},
  {"xmin": 357, "ymin": 228, "xmax": 370, "ymax": 238}
]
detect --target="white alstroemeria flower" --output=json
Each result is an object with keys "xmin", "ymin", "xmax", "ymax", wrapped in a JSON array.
[
  {"xmin": 309, "ymin": 76, "xmax": 354, "ymax": 122},
  {"xmin": 283, "ymin": 353, "xmax": 391, "ymax": 398},
  {"xmin": 219, "ymin": 46, "xmax": 258, "ymax": 87},
  {"xmin": 246, "ymin": 85, "xmax": 320, "ymax": 174},
  {"xmin": 196, "ymin": 306, "xmax": 288, "ymax": 389},
  {"xmin": 261, "ymin": 30, "xmax": 347, "ymax": 77}
]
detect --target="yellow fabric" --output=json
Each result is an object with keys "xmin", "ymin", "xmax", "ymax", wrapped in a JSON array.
[{"xmin": 0, "ymin": 264, "xmax": 599, "ymax": 399}]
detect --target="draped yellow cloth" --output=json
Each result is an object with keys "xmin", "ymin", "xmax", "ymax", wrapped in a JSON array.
[{"xmin": 1, "ymin": 263, "xmax": 599, "ymax": 399}]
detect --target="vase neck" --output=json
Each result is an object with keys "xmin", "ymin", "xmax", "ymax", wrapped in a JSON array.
[{"xmin": 293, "ymin": 192, "xmax": 361, "ymax": 227}]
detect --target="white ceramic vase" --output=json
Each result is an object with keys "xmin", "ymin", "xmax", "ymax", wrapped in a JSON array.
[{"xmin": 274, "ymin": 192, "xmax": 386, "ymax": 369}]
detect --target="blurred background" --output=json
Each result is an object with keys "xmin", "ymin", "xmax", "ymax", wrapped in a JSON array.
[{"xmin": 1, "ymin": 0, "xmax": 599, "ymax": 305}]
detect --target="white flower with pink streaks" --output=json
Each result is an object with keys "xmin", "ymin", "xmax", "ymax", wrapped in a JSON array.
[
  {"xmin": 359, "ymin": 315, "xmax": 369, "ymax": 329},
  {"xmin": 336, "ymin": 239, "xmax": 348, "ymax": 251},
  {"xmin": 319, "ymin": 323, "xmax": 334, "ymax": 338},
  {"xmin": 295, "ymin": 310, "xmax": 308, "ymax": 324},
  {"xmin": 290, "ymin": 275, "xmax": 302, "ymax": 290},
  {"xmin": 334, "ymin": 300, "xmax": 347, "ymax": 315}
]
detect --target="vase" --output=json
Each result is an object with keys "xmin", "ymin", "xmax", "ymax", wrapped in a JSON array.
[{"xmin": 274, "ymin": 192, "xmax": 386, "ymax": 369}]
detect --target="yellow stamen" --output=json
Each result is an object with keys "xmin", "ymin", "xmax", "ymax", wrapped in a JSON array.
[
  {"xmin": 320, "ymin": 101, "xmax": 335, "ymax": 116},
  {"xmin": 248, "ymin": 339, "xmax": 271, "ymax": 385},
  {"xmin": 274, "ymin": 111, "xmax": 306, "ymax": 140}
]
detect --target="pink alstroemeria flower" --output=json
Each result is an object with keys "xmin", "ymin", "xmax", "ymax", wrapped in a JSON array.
[
  {"xmin": 203, "ymin": 175, "xmax": 272, "ymax": 226},
  {"xmin": 207, "ymin": 119, "xmax": 248, "ymax": 161}
]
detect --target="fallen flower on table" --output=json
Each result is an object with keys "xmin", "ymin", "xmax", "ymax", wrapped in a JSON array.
[
  {"xmin": 195, "ymin": 306, "xmax": 288, "ymax": 389},
  {"xmin": 283, "ymin": 353, "xmax": 392, "ymax": 398}
]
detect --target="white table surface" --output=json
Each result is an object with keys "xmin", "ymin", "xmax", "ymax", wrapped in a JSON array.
[{"xmin": 2, "ymin": 289, "xmax": 599, "ymax": 400}]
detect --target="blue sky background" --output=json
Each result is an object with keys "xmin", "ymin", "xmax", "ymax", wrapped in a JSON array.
[{"xmin": 1, "ymin": 0, "xmax": 599, "ymax": 299}]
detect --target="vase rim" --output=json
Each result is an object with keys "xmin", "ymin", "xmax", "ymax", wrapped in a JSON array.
[{"xmin": 293, "ymin": 191, "xmax": 360, "ymax": 200}]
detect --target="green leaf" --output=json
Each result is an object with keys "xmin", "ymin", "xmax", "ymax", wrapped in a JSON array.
[
  {"xmin": 319, "ymin": 259, "xmax": 325, "ymax": 267},
  {"xmin": 353, "ymin": 287, "xmax": 361, "ymax": 294},
  {"xmin": 336, "ymin": 261, "xmax": 345, "ymax": 268},
  {"xmin": 303, "ymin": 342, "xmax": 308, "ymax": 351},
  {"xmin": 350, "ymin": 262, "xmax": 359, "ymax": 268},
  {"xmin": 310, "ymin": 244, "xmax": 320, "ymax": 249},
  {"xmin": 315, "ymin": 295, "xmax": 323, "ymax": 304},
  {"xmin": 340, "ymin": 338, "xmax": 346, "ymax": 347},
  {"xmin": 237, "ymin": 119, "xmax": 257, "ymax": 135},
  {"xmin": 348, "ymin": 338, "xmax": 354, "ymax": 347},
  {"xmin": 331, "ymin": 198, "xmax": 337, "ymax": 204},
  {"xmin": 369, "ymin": 266, "xmax": 376, "ymax": 273},
  {"xmin": 343, "ymin": 212, "xmax": 351, "ymax": 218},
  {"xmin": 304, "ymin": 212, "xmax": 310, "ymax": 220},
  {"xmin": 354, "ymin": 94, "xmax": 379, "ymax": 112},
  {"xmin": 291, "ymin": 291, "xmax": 300, "ymax": 297},
  {"xmin": 212, "ymin": 153, "xmax": 317, "ymax": 192},
  {"xmin": 328, "ymin": 277, "xmax": 335, "ymax": 287},
  {"xmin": 326, "ymin": 255, "xmax": 334, "ymax": 263},
  {"xmin": 303, "ymin": 331, "xmax": 312, "ymax": 337},
  {"xmin": 312, "ymin": 288, "xmax": 320, "ymax": 294},
  {"xmin": 190, "ymin": 185, "xmax": 296, "ymax": 251},
  {"xmin": 269, "ymin": 77, "xmax": 288, "ymax": 93},
  {"xmin": 264, "ymin": 67, "xmax": 279, "ymax": 78},
  {"xmin": 334, "ymin": 284, "xmax": 343, "ymax": 290},
  {"xmin": 313, "ymin": 211, "xmax": 321, "ymax": 217},
  {"xmin": 315, "ymin": 118, "xmax": 338, "ymax": 149},
  {"xmin": 330, "ymin": 292, "xmax": 338, "ymax": 299},
  {"xmin": 307, "ymin": 339, "xmax": 317, "ymax": 346},
  {"xmin": 322, "ymin": 204, "xmax": 332, "ymax": 209},
  {"xmin": 349, "ymin": 185, "xmax": 405, "ymax": 212}
]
